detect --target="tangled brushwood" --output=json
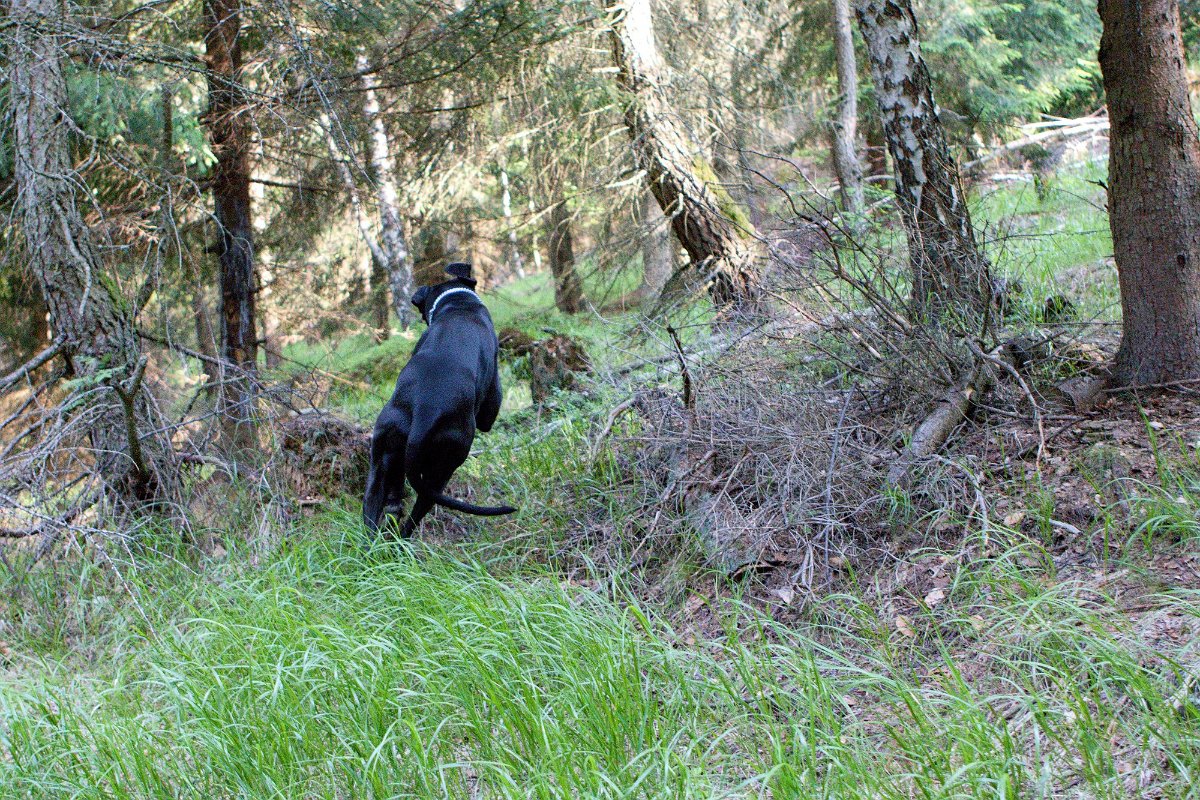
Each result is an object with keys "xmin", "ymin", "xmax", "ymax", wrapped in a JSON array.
[
  {"xmin": 607, "ymin": 345, "xmax": 881, "ymax": 586},
  {"xmin": 571, "ymin": 217, "xmax": 1115, "ymax": 593},
  {"xmin": 0, "ymin": 338, "xmax": 367, "ymax": 565}
]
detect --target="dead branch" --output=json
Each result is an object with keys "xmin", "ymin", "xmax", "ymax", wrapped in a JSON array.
[
  {"xmin": 109, "ymin": 355, "xmax": 151, "ymax": 486},
  {"xmin": 968, "ymin": 339, "xmax": 1047, "ymax": 464},
  {"xmin": 886, "ymin": 341, "xmax": 1032, "ymax": 490},
  {"xmin": 1055, "ymin": 374, "xmax": 1110, "ymax": 411},
  {"xmin": 886, "ymin": 362, "xmax": 990, "ymax": 491},
  {"xmin": 0, "ymin": 337, "xmax": 63, "ymax": 394},
  {"xmin": 666, "ymin": 325, "xmax": 693, "ymax": 410},
  {"xmin": 588, "ymin": 396, "xmax": 637, "ymax": 465},
  {"xmin": 962, "ymin": 111, "xmax": 1109, "ymax": 172}
]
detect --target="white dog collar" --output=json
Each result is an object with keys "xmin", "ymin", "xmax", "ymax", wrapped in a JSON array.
[{"xmin": 427, "ymin": 287, "xmax": 479, "ymax": 324}]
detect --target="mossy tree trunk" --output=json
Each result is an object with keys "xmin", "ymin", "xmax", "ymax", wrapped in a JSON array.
[
  {"xmin": 1098, "ymin": 0, "xmax": 1200, "ymax": 385},
  {"xmin": 11, "ymin": 0, "xmax": 176, "ymax": 503},
  {"xmin": 606, "ymin": 0, "xmax": 760, "ymax": 306}
]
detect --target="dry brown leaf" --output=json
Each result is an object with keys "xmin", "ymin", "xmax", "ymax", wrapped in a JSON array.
[
  {"xmin": 924, "ymin": 587, "xmax": 946, "ymax": 607},
  {"xmin": 770, "ymin": 587, "xmax": 796, "ymax": 606},
  {"xmin": 895, "ymin": 615, "xmax": 915, "ymax": 637}
]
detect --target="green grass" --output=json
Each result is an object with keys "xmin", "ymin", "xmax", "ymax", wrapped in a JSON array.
[
  {"xmin": 278, "ymin": 268, "xmax": 663, "ymax": 424},
  {"xmin": 820, "ymin": 159, "xmax": 1116, "ymax": 329},
  {"xmin": 975, "ymin": 160, "xmax": 1118, "ymax": 321},
  {"xmin": 6, "ymin": 162, "xmax": 1196, "ymax": 798},
  {"xmin": 2, "ymin": 519, "xmax": 1198, "ymax": 798}
]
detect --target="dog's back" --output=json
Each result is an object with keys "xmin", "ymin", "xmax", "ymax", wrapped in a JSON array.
[
  {"xmin": 363, "ymin": 264, "xmax": 511, "ymax": 536},
  {"xmin": 395, "ymin": 301, "xmax": 499, "ymax": 431}
]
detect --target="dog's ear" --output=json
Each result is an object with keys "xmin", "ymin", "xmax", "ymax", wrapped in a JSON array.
[
  {"xmin": 411, "ymin": 286, "xmax": 432, "ymax": 319},
  {"xmin": 445, "ymin": 262, "xmax": 478, "ymax": 289}
]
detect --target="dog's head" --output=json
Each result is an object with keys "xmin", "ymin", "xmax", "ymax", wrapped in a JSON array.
[{"xmin": 411, "ymin": 262, "xmax": 478, "ymax": 324}]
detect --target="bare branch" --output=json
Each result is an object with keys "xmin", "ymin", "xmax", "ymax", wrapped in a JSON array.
[{"xmin": 0, "ymin": 338, "xmax": 63, "ymax": 394}]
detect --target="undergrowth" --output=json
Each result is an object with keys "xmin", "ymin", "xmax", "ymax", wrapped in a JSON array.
[
  {"xmin": 2, "ymin": 521, "xmax": 1197, "ymax": 798},
  {"xmin": 3, "ymin": 169, "xmax": 1198, "ymax": 798}
]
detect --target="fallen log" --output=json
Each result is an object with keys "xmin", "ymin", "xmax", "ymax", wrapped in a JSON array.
[
  {"xmin": 886, "ymin": 342, "xmax": 1024, "ymax": 490},
  {"xmin": 886, "ymin": 363, "xmax": 990, "ymax": 490}
]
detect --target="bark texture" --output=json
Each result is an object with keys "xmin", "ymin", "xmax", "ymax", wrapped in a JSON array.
[
  {"xmin": 640, "ymin": 192, "xmax": 676, "ymax": 301},
  {"xmin": 11, "ymin": 0, "xmax": 174, "ymax": 502},
  {"xmin": 204, "ymin": 0, "xmax": 258, "ymax": 443},
  {"xmin": 413, "ymin": 221, "xmax": 449, "ymax": 287},
  {"xmin": 358, "ymin": 53, "xmax": 414, "ymax": 330},
  {"xmin": 831, "ymin": 0, "xmax": 865, "ymax": 214},
  {"xmin": 546, "ymin": 200, "xmax": 584, "ymax": 314},
  {"xmin": 319, "ymin": 111, "xmax": 383, "ymax": 319},
  {"xmin": 499, "ymin": 164, "xmax": 527, "ymax": 281},
  {"xmin": 1098, "ymin": 0, "xmax": 1200, "ymax": 385},
  {"xmin": 607, "ymin": 0, "xmax": 760, "ymax": 305},
  {"xmin": 855, "ymin": 0, "xmax": 989, "ymax": 320},
  {"xmin": 865, "ymin": 117, "xmax": 888, "ymax": 177}
]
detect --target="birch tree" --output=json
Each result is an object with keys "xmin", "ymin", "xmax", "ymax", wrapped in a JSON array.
[
  {"xmin": 831, "ymin": 0, "xmax": 865, "ymax": 215},
  {"xmin": 855, "ymin": 0, "xmax": 990, "ymax": 321},
  {"xmin": 358, "ymin": 53, "xmax": 415, "ymax": 330}
]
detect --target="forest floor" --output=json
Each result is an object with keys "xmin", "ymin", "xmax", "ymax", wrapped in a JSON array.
[{"xmin": 2, "ymin": 163, "xmax": 1198, "ymax": 798}]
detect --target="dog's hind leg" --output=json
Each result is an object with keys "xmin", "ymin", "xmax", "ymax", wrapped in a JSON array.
[
  {"xmin": 364, "ymin": 415, "xmax": 408, "ymax": 534},
  {"xmin": 399, "ymin": 426, "xmax": 469, "ymax": 536},
  {"xmin": 398, "ymin": 495, "xmax": 434, "ymax": 539},
  {"xmin": 363, "ymin": 435, "xmax": 389, "ymax": 532},
  {"xmin": 379, "ymin": 436, "xmax": 408, "ymax": 529}
]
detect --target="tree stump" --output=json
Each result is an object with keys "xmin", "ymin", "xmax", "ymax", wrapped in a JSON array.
[
  {"xmin": 277, "ymin": 412, "xmax": 370, "ymax": 502},
  {"xmin": 528, "ymin": 335, "xmax": 590, "ymax": 404},
  {"xmin": 497, "ymin": 327, "xmax": 536, "ymax": 359}
]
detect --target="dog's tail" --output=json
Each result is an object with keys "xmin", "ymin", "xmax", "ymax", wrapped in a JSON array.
[{"xmin": 431, "ymin": 493, "xmax": 517, "ymax": 516}]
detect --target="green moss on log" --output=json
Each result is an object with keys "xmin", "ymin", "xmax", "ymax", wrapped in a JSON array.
[{"xmin": 691, "ymin": 157, "xmax": 754, "ymax": 239}]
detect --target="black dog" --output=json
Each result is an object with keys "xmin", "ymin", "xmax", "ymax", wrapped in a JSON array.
[{"xmin": 363, "ymin": 263, "xmax": 516, "ymax": 537}]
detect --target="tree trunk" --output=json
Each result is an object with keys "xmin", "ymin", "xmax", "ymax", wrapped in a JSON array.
[
  {"xmin": 640, "ymin": 192, "xmax": 676, "ymax": 302},
  {"xmin": 11, "ymin": 0, "xmax": 174, "ymax": 503},
  {"xmin": 855, "ymin": 0, "xmax": 989, "ymax": 321},
  {"xmin": 358, "ymin": 53, "xmax": 414, "ymax": 331},
  {"xmin": 204, "ymin": 0, "xmax": 258, "ymax": 446},
  {"xmin": 546, "ymin": 199, "xmax": 584, "ymax": 314},
  {"xmin": 317, "ymin": 111, "xmax": 388, "ymax": 335},
  {"xmin": 499, "ymin": 164, "xmax": 527, "ymax": 281},
  {"xmin": 831, "ymin": 0, "xmax": 864, "ymax": 215},
  {"xmin": 606, "ymin": 0, "xmax": 760, "ymax": 306},
  {"xmin": 865, "ymin": 116, "xmax": 888, "ymax": 177},
  {"xmin": 183, "ymin": 228, "xmax": 219, "ymax": 399},
  {"xmin": 413, "ymin": 220, "xmax": 449, "ymax": 287},
  {"xmin": 1098, "ymin": 0, "xmax": 1200, "ymax": 385}
]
